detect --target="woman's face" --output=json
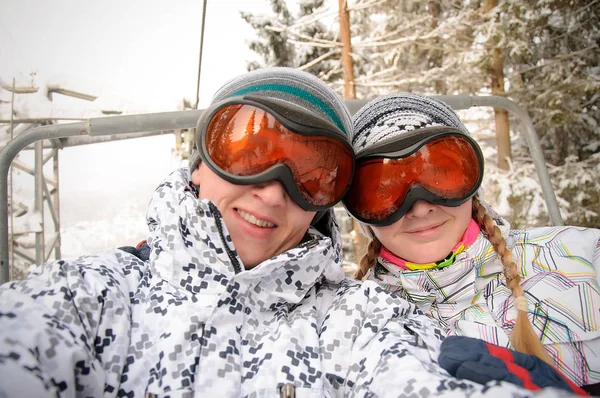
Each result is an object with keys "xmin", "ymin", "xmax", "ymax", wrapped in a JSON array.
[
  {"xmin": 371, "ymin": 199, "xmax": 473, "ymax": 264},
  {"xmin": 192, "ymin": 163, "xmax": 316, "ymax": 269}
]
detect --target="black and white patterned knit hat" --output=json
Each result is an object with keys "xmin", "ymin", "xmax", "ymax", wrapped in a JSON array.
[
  {"xmin": 350, "ymin": 93, "xmax": 499, "ymax": 238},
  {"xmin": 352, "ymin": 93, "xmax": 469, "ymax": 152},
  {"xmin": 189, "ymin": 67, "xmax": 352, "ymax": 172}
]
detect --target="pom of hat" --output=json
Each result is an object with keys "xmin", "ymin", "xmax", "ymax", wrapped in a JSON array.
[
  {"xmin": 352, "ymin": 92, "xmax": 469, "ymax": 153},
  {"xmin": 189, "ymin": 67, "xmax": 352, "ymax": 173}
]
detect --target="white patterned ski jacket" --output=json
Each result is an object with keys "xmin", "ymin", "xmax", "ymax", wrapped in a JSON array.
[
  {"xmin": 368, "ymin": 215, "xmax": 600, "ymax": 386},
  {"xmin": 0, "ymin": 169, "xmax": 573, "ymax": 397}
]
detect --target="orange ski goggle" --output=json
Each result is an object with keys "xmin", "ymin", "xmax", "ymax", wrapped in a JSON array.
[
  {"xmin": 343, "ymin": 127, "xmax": 483, "ymax": 226},
  {"xmin": 196, "ymin": 96, "xmax": 355, "ymax": 211}
]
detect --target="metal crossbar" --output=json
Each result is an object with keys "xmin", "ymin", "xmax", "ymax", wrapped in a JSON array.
[{"xmin": 0, "ymin": 96, "xmax": 563, "ymax": 283}]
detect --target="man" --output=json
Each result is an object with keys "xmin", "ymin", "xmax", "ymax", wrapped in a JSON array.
[{"xmin": 0, "ymin": 68, "xmax": 568, "ymax": 397}]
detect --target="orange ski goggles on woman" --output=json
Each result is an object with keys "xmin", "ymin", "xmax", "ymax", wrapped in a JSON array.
[
  {"xmin": 343, "ymin": 126, "xmax": 484, "ymax": 226},
  {"xmin": 196, "ymin": 96, "xmax": 355, "ymax": 211}
]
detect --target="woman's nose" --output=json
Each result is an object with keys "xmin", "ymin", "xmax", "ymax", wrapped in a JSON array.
[{"xmin": 405, "ymin": 200, "xmax": 436, "ymax": 218}]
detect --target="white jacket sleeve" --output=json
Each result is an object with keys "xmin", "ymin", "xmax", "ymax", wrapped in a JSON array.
[{"xmin": 0, "ymin": 249, "xmax": 143, "ymax": 397}]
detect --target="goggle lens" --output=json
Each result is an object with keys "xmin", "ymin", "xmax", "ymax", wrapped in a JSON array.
[
  {"xmin": 346, "ymin": 135, "xmax": 481, "ymax": 222},
  {"xmin": 205, "ymin": 104, "xmax": 353, "ymax": 207}
]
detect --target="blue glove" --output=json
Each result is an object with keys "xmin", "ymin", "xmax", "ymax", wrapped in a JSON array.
[{"xmin": 439, "ymin": 336, "xmax": 587, "ymax": 395}]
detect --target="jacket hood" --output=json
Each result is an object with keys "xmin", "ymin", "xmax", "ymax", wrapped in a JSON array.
[{"xmin": 145, "ymin": 168, "xmax": 346, "ymax": 310}]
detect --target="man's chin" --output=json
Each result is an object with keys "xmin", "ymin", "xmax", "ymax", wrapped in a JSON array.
[{"xmin": 237, "ymin": 251, "xmax": 266, "ymax": 270}]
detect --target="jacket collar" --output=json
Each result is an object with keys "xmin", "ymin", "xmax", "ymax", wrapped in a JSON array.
[
  {"xmin": 146, "ymin": 168, "xmax": 346, "ymax": 310},
  {"xmin": 368, "ymin": 214, "xmax": 512, "ymax": 302}
]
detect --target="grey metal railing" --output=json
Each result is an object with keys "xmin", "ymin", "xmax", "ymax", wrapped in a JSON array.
[{"xmin": 0, "ymin": 96, "xmax": 563, "ymax": 283}]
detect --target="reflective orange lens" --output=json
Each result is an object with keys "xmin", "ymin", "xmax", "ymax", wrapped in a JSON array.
[
  {"xmin": 205, "ymin": 104, "xmax": 353, "ymax": 206},
  {"xmin": 346, "ymin": 135, "xmax": 480, "ymax": 220}
]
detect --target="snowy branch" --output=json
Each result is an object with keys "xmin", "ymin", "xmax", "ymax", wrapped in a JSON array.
[{"xmin": 297, "ymin": 49, "xmax": 340, "ymax": 71}]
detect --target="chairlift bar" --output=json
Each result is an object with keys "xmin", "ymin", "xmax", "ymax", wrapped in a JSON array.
[{"xmin": 0, "ymin": 97, "xmax": 564, "ymax": 284}]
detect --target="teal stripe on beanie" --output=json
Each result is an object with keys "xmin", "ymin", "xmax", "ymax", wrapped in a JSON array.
[
  {"xmin": 189, "ymin": 67, "xmax": 352, "ymax": 178},
  {"xmin": 230, "ymin": 83, "xmax": 347, "ymax": 136}
]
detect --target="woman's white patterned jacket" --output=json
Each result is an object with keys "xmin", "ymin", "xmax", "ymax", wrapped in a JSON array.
[
  {"xmin": 0, "ymin": 169, "xmax": 571, "ymax": 397},
  {"xmin": 369, "ymin": 213, "xmax": 600, "ymax": 387}
]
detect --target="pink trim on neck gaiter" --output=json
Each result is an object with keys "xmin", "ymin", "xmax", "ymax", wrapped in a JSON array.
[{"xmin": 380, "ymin": 218, "xmax": 481, "ymax": 271}]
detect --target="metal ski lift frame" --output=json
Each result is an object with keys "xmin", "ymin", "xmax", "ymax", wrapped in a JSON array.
[{"xmin": 0, "ymin": 95, "xmax": 564, "ymax": 283}]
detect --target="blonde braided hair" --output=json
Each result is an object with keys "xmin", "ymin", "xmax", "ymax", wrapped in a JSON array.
[
  {"xmin": 354, "ymin": 238, "xmax": 381, "ymax": 280},
  {"xmin": 472, "ymin": 197, "xmax": 553, "ymax": 365}
]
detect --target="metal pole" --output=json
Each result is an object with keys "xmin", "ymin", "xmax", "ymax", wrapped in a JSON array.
[
  {"xmin": 9, "ymin": 79, "xmax": 15, "ymax": 278},
  {"xmin": 195, "ymin": 0, "xmax": 208, "ymax": 109},
  {"xmin": 34, "ymin": 141, "xmax": 44, "ymax": 264},
  {"xmin": 53, "ymin": 149, "xmax": 61, "ymax": 259},
  {"xmin": 473, "ymin": 96, "xmax": 563, "ymax": 226},
  {"xmin": 1, "ymin": 123, "xmax": 88, "ymax": 283}
]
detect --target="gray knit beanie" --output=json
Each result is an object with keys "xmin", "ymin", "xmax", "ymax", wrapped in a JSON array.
[
  {"xmin": 189, "ymin": 67, "xmax": 353, "ymax": 172},
  {"xmin": 352, "ymin": 93, "xmax": 469, "ymax": 153}
]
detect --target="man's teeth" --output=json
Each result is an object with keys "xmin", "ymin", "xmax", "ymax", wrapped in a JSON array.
[{"xmin": 236, "ymin": 209, "xmax": 276, "ymax": 228}]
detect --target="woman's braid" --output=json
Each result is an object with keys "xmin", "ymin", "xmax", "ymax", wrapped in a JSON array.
[
  {"xmin": 354, "ymin": 238, "xmax": 382, "ymax": 280},
  {"xmin": 472, "ymin": 197, "xmax": 553, "ymax": 365}
]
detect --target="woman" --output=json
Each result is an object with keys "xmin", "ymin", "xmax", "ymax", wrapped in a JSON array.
[{"xmin": 344, "ymin": 92, "xmax": 600, "ymax": 390}]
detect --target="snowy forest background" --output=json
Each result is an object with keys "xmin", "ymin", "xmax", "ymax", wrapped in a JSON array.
[{"xmin": 243, "ymin": 0, "xmax": 600, "ymax": 228}]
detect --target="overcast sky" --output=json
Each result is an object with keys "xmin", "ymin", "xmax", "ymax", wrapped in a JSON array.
[{"xmin": 1, "ymin": 0, "xmax": 270, "ymax": 110}]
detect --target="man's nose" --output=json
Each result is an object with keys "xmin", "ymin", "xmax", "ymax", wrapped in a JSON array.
[{"xmin": 253, "ymin": 180, "xmax": 287, "ymax": 207}]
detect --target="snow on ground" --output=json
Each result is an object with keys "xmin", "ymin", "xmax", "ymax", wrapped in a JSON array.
[
  {"xmin": 57, "ymin": 134, "xmax": 182, "ymax": 258},
  {"xmin": 59, "ymin": 200, "xmax": 149, "ymax": 259}
]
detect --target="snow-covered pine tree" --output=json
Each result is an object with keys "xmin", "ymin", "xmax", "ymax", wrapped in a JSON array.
[
  {"xmin": 241, "ymin": 0, "xmax": 343, "ymax": 82},
  {"xmin": 480, "ymin": 0, "xmax": 600, "ymax": 226},
  {"xmin": 495, "ymin": 1, "xmax": 599, "ymax": 165},
  {"xmin": 242, "ymin": 0, "xmax": 600, "ymax": 227},
  {"xmin": 348, "ymin": 0, "xmax": 485, "ymax": 98}
]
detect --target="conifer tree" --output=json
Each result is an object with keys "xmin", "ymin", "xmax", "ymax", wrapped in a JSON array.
[{"xmin": 242, "ymin": 0, "xmax": 600, "ymax": 227}]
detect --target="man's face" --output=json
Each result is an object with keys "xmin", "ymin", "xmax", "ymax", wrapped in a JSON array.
[{"xmin": 192, "ymin": 163, "xmax": 316, "ymax": 269}]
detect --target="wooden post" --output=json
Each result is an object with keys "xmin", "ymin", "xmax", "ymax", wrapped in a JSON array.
[
  {"xmin": 338, "ymin": 0, "xmax": 367, "ymax": 266},
  {"xmin": 338, "ymin": 0, "xmax": 356, "ymax": 99},
  {"xmin": 484, "ymin": 0, "xmax": 511, "ymax": 170},
  {"xmin": 429, "ymin": 0, "xmax": 446, "ymax": 94}
]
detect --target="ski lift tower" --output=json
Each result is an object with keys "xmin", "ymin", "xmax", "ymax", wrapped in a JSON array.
[{"xmin": 0, "ymin": 81, "xmax": 188, "ymax": 279}]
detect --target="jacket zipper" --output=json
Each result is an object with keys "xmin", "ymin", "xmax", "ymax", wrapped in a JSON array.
[
  {"xmin": 279, "ymin": 383, "xmax": 295, "ymax": 398},
  {"xmin": 209, "ymin": 202, "xmax": 243, "ymax": 274},
  {"xmin": 298, "ymin": 238, "xmax": 318, "ymax": 250}
]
